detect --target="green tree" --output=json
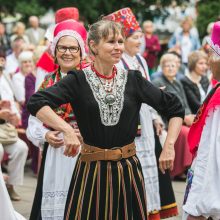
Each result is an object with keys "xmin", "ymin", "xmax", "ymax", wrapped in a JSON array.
[{"xmin": 197, "ymin": 0, "xmax": 220, "ymax": 38}]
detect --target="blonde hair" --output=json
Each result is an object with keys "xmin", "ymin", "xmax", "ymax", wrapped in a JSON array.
[
  {"xmin": 142, "ymin": 20, "xmax": 153, "ymax": 28},
  {"xmin": 160, "ymin": 53, "xmax": 178, "ymax": 68},
  {"xmin": 33, "ymin": 46, "xmax": 47, "ymax": 64},
  {"xmin": 188, "ymin": 50, "xmax": 208, "ymax": 72},
  {"xmin": 13, "ymin": 22, "xmax": 26, "ymax": 34},
  {"xmin": 180, "ymin": 16, "xmax": 193, "ymax": 29}
]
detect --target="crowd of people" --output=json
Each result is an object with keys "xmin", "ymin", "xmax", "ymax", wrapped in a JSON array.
[{"xmin": 0, "ymin": 4, "xmax": 220, "ymax": 220}]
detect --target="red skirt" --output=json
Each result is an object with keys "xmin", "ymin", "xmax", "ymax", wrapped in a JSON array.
[{"xmin": 170, "ymin": 126, "xmax": 192, "ymax": 177}]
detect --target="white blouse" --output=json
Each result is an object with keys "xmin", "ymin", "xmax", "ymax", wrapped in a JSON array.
[
  {"xmin": 183, "ymin": 107, "xmax": 220, "ymax": 219},
  {"xmin": 12, "ymin": 72, "xmax": 25, "ymax": 103}
]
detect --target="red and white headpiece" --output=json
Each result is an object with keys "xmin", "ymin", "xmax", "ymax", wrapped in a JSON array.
[
  {"xmin": 104, "ymin": 8, "xmax": 141, "ymax": 37},
  {"xmin": 51, "ymin": 20, "xmax": 87, "ymax": 59},
  {"xmin": 55, "ymin": 7, "xmax": 79, "ymax": 23}
]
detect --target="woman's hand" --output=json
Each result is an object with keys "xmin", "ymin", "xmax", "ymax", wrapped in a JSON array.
[
  {"xmin": 159, "ymin": 142, "xmax": 175, "ymax": 174},
  {"xmin": 0, "ymin": 109, "xmax": 11, "ymax": 121},
  {"xmin": 45, "ymin": 131, "xmax": 64, "ymax": 148},
  {"xmin": 8, "ymin": 113, "xmax": 20, "ymax": 126},
  {"xmin": 74, "ymin": 128, "xmax": 83, "ymax": 144},
  {"xmin": 0, "ymin": 100, "xmax": 11, "ymax": 109},
  {"xmin": 184, "ymin": 114, "xmax": 195, "ymax": 127},
  {"xmin": 187, "ymin": 214, "xmax": 206, "ymax": 220},
  {"xmin": 63, "ymin": 129, "xmax": 81, "ymax": 157}
]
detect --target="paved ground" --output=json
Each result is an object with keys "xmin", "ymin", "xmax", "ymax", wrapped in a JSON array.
[{"xmin": 13, "ymin": 168, "xmax": 186, "ymax": 220}]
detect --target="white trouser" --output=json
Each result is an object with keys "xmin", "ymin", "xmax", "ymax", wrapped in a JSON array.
[{"xmin": 1, "ymin": 138, "xmax": 28, "ymax": 186}]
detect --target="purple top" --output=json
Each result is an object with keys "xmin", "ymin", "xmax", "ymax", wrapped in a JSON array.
[
  {"xmin": 22, "ymin": 73, "xmax": 36, "ymax": 128},
  {"xmin": 143, "ymin": 34, "xmax": 161, "ymax": 69}
]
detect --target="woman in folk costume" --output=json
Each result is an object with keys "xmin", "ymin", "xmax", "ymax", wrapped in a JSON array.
[
  {"xmin": 107, "ymin": 8, "xmax": 160, "ymax": 219},
  {"xmin": 27, "ymin": 19, "xmax": 184, "ymax": 220},
  {"xmin": 28, "ymin": 20, "xmax": 87, "ymax": 220},
  {"xmin": 108, "ymin": 8, "xmax": 179, "ymax": 219},
  {"xmin": 183, "ymin": 21, "xmax": 220, "ymax": 220},
  {"xmin": 35, "ymin": 7, "xmax": 79, "ymax": 90}
]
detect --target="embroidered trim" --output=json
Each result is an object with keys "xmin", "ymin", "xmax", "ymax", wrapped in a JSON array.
[
  {"xmin": 83, "ymin": 66, "xmax": 128, "ymax": 126},
  {"xmin": 41, "ymin": 190, "xmax": 68, "ymax": 219}
]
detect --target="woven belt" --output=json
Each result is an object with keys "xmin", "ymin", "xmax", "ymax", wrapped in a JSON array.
[{"xmin": 80, "ymin": 142, "xmax": 136, "ymax": 162}]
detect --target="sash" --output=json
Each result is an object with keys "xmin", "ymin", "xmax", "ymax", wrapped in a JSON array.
[{"xmin": 188, "ymin": 83, "xmax": 220, "ymax": 156}]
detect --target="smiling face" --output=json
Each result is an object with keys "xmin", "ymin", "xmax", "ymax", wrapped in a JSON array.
[
  {"xmin": 55, "ymin": 35, "xmax": 81, "ymax": 73},
  {"xmin": 21, "ymin": 59, "xmax": 34, "ymax": 75},
  {"xmin": 91, "ymin": 30, "xmax": 124, "ymax": 65},
  {"xmin": 124, "ymin": 31, "xmax": 142, "ymax": 57},
  {"xmin": 162, "ymin": 60, "xmax": 178, "ymax": 81}
]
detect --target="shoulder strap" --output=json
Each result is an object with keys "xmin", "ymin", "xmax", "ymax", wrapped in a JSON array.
[
  {"xmin": 135, "ymin": 55, "xmax": 149, "ymax": 80},
  {"xmin": 135, "ymin": 55, "xmax": 145, "ymax": 70},
  {"xmin": 121, "ymin": 58, "xmax": 129, "ymax": 70}
]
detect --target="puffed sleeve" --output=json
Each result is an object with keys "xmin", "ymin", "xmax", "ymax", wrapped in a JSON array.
[
  {"xmin": 27, "ymin": 71, "xmax": 79, "ymax": 116},
  {"xmin": 132, "ymin": 70, "xmax": 184, "ymax": 120},
  {"xmin": 183, "ymin": 108, "xmax": 220, "ymax": 219}
]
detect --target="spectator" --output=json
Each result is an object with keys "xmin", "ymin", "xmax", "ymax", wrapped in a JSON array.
[
  {"xmin": 5, "ymin": 37, "xmax": 25, "ymax": 76},
  {"xmin": 142, "ymin": 20, "xmax": 161, "ymax": 76},
  {"xmin": 12, "ymin": 51, "xmax": 34, "ymax": 105},
  {"xmin": 151, "ymin": 51, "xmax": 186, "ymax": 80},
  {"xmin": 0, "ymin": 22, "xmax": 11, "ymax": 54},
  {"xmin": 0, "ymin": 47, "xmax": 28, "ymax": 201},
  {"xmin": 152, "ymin": 53, "xmax": 193, "ymax": 180},
  {"xmin": 25, "ymin": 16, "xmax": 45, "ymax": 46},
  {"xmin": 168, "ymin": 16, "xmax": 201, "ymax": 66},
  {"xmin": 10, "ymin": 22, "xmax": 29, "ymax": 44},
  {"xmin": 181, "ymin": 50, "xmax": 209, "ymax": 114},
  {"xmin": 202, "ymin": 22, "xmax": 214, "ymax": 54}
]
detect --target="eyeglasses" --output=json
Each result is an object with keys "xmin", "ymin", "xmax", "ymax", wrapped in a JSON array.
[{"xmin": 56, "ymin": 45, "xmax": 80, "ymax": 53}]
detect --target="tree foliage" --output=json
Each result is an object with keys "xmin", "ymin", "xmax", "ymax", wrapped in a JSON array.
[
  {"xmin": 197, "ymin": 0, "xmax": 220, "ymax": 38},
  {"xmin": 1, "ymin": 0, "xmax": 175, "ymax": 24}
]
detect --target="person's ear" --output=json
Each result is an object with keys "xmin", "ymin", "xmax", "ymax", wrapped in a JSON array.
[{"xmin": 89, "ymin": 40, "xmax": 98, "ymax": 56}]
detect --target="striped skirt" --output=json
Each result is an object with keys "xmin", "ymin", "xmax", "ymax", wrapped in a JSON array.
[{"xmin": 64, "ymin": 155, "xmax": 148, "ymax": 220}]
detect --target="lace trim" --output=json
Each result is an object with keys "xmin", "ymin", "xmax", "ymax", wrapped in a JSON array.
[
  {"xmin": 84, "ymin": 66, "xmax": 128, "ymax": 126},
  {"xmin": 41, "ymin": 190, "xmax": 68, "ymax": 219}
]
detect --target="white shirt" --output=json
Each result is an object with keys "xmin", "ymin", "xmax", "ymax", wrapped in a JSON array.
[
  {"xmin": 32, "ymin": 28, "xmax": 40, "ymax": 42},
  {"xmin": 0, "ymin": 72, "xmax": 20, "ymax": 116},
  {"xmin": 5, "ymin": 53, "xmax": 19, "ymax": 75},
  {"xmin": 181, "ymin": 35, "xmax": 192, "ymax": 64},
  {"xmin": 198, "ymin": 83, "xmax": 206, "ymax": 103},
  {"xmin": 12, "ymin": 72, "xmax": 25, "ymax": 102}
]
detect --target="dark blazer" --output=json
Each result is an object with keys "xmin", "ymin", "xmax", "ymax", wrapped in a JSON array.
[
  {"xmin": 152, "ymin": 75, "xmax": 191, "ymax": 115},
  {"xmin": 181, "ymin": 75, "xmax": 209, "ymax": 114}
]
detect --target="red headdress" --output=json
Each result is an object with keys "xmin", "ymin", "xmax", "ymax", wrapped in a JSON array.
[
  {"xmin": 104, "ymin": 7, "xmax": 141, "ymax": 37},
  {"xmin": 51, "ymin": 20, "xmax": 87, "ymax": 58},
  {"xmin": 55, "ymin": 7, "xmax": 79, "ymax": 23}
]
